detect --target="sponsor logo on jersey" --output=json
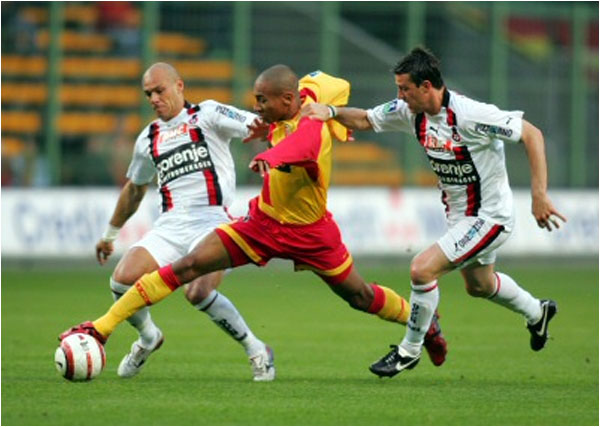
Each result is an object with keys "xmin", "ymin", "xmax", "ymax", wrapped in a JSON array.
[
  {"xmin": 156, "ymin": 123, "xmax": 190, "ymax": 145},
  {"xmin": 428, "ymin": 155, "xmax": 479, "ymax": 185},
  {"xmin": 215, "ymin": 105, "xmax": 247, "ymax": 123},
  {"xmin": 309, "ymin": 70, "xmax": 322, "ymax": 77},
  {"xmin": 155, "ymin": 142, "xmax": 214, "ymax": 185},
  {"xmin": 474, "ymin": 123, "xmax": 513, "ymax": 138},
  {"xmin": 384, "ymin": 100, "xmax": 400, "ymax": 114},
  {"xmin": 454, "ymin": 218, "xmax": 485, "ymax": 251},
  {"xmin": 422, "ymin": 134, "xmax": 454, "ymax": 152}
]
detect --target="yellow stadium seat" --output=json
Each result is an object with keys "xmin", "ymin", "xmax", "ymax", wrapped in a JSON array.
[
  {"xmin": 1, "ymin": 136, "xmax": 26, "ymax": 157},
  {"xmin": 331, "ymin": 169, "xmax": 404, "ymax": 187},
  {"xmin": 1, "ymin": 56, "xmax": 47, "ymax": 76},
  {"xmin": 1, "ymin": 111, "xmax": 42, "ymax": 133},
  {"xmin": 333, "ymin": 143, "xmax": 395, "ymax": 164},
  {"xmin": 21, "ymin": 5, "xmax": 98, "ymax": 26},
  {"xmin": 1, "ymin": 56, "xmax": 238, "ymax": 81},
  {"xmin": 155, "ymin": 33, "xmax": 207, "ymax": 56},
  {"xmin": 36, "ymin": 30, "xmax": 113, "ymax": 53},
  {"xmin": 1, "ymin": 83, "xmax": 236, "ymax": 107}
]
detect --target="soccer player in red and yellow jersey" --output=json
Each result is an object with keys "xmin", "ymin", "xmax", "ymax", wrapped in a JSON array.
[{"xmin": 60, "ymin": 65, "xmax": 447, "ymax": 372}]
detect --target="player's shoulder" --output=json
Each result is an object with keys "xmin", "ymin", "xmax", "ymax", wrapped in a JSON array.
[
  {"xmin": 199, "ymin": 100, "xmax": 251, "ymax": 124},
  {"xmin": 449, "ymin": 90, "xmax": 503, "ymax": 122},
  {"xmin": 134, "ymin": 119, "xmax": 160, "ymax": 142}
]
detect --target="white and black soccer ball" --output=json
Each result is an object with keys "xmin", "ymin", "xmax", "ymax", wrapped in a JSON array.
[{"xmin": 54, "ymin": 333, "xmax": 106, "ymax": 381}]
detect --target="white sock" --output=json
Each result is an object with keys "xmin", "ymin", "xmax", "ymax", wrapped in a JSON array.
[
  {"xmin": 195, "ymin": 290, "xmax": 264, "ymax": 357},
  {"xmin": 401, "ymin": 281, "xmax": 439, "ymax": 356},
  {"xmin": 488, "ymin": 272, "xmax": 542, "ymax": 324},
  {"xmin": 110, "ymin": 278, "xmax": 159, "ymax": 347}
]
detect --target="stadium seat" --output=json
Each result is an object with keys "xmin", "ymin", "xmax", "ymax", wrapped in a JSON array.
[
  {"xmin": 1, "ymin": 136, "xmax": 26, "ymax": 157},
  {"xmin": 1, "ymin": 55, "xmax": 47, "ymax": 76},
  {"xmin": 1, "ymin": 111, "xmax": 41, "ymax": 133},
  {"xmin": 155, "ymin": 33, "xmax": 207, "ymax": 56},
  {"xmin": 36, "ymin": 30, "xmax": 113, "ymax": 53},
  {"xmin": 333, "ymin": 143, "xmax": 395, "ymax": 164},
  {"xmin": 0, "ymin": 111, "xmax": 141, "ymax": 135},
  {"xmin": 331, "ymin": 169, "xmax": 404, "ymax": 187},
  {"xmin": 1, "ymin": 55, "xmax": 235, "ymax": 81},
  {"xmin": 1, "ymin": 83, "xmax": 236, "ymax": 107},
  {"xmin": 21, "ymin": 4, "xmax": 98, "ymax": 26}
]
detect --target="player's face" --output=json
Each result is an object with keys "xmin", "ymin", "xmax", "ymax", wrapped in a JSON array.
[
  {"xmin": 395, "ymin": 73, "xmax": 430, "ymax": 113},
  {"xmin": 143, "ymin": 70, "xmax": 184, "ymax": 121},
  {"xmin": 253, "ymin": 79, "xmax": 292, "ymax": 124}
]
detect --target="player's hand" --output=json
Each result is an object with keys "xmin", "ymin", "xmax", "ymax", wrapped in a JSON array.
[
  {"xmin": 249, "ymin": 159, "xmax": 270, "ymax": 178},
  {"xmin": 95, "ymin": 240, "xmax": 114, "ymax": 265},
  {"xmin": 532, "ymin": 193, "xmax": 567, "ymax": 231},
  {"xmin": 300, "ymin": 103, "xmax": 331, "ymax": 122},
  {"xmin": 243, "ymin": 118, "xmax": 269, "ymax": 143}
]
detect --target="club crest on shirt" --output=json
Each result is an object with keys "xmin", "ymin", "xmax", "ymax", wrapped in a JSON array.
[{"xmin": 189, "ymin": 114, "xmax": 198, "ymax": 125}]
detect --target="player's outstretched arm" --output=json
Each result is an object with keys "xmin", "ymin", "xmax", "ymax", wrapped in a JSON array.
[
  {"xmin": 96, "ymin": 181, "xmax": 148, "ymax": 265},
  {"xmin": 520, "ymin": 119, "xmax": 567, "ymax": 231},
  {"xmin": 301, "ymin": 103, "xmax": 373, "ymax": 131}
]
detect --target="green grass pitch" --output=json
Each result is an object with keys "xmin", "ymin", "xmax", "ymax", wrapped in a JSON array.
[{"xmin": 2, "ymin": 261, "xmax": 598, "ymax": 425}]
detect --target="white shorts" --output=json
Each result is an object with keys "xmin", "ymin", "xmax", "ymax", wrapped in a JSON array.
[
  {"xmin": 437, "ymin": 217, "xmax": 511, "ymax": 268},
  {"xmin": 131, "ymin": 207, "xmax": 231, "ymax": 267}
]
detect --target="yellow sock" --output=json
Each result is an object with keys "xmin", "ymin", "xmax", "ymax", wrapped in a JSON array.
[
  {"xmin": 93, "ymin": 268, "xmax": 180, "ymax": 337},
  {"xmin": 368, "ymin": 284, "xmax": 410, "ymax": 325}
]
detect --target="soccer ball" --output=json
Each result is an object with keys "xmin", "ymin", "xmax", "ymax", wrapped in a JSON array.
[{"xmin": 55, "ymin": 333, "xmax": 106, "ymax": 381}]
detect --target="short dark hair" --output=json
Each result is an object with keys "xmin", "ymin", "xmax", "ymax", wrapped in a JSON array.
[{"xmin": 393, "ymin": 47, "xmax": 444, "ymax": 88}]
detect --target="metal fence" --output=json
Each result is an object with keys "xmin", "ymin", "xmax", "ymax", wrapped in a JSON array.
[{"xmin": 1, "ymin": 1, "xmax": 597, "ymax": 188}]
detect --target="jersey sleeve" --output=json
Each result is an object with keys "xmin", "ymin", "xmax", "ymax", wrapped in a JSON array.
[
  {"xmin": 460, "ymin": 98, "xmax": 524, "ymax": 144},
  {"xmin": 126, "ymin": 127, "xmax": 156, "ymax": 185},
  {"xmin": 366, "ymin": 99, "xmax": 414, "ymax": 134},
  {"xmin": 201, "ymin": 100, "xmax": 257, "ymax": 139},
  {"xmin": 254, "ymin": 117, "xmax": 323, "ymax": 169}
]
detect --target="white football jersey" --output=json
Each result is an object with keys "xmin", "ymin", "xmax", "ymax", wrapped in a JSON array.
[
  {"xmin": 367, "ymin": 89, "xmax": 523, "ymax": 228},
  {"xmin": 127, "ymin": 100, "xmax": 256, "ymax": 215}
]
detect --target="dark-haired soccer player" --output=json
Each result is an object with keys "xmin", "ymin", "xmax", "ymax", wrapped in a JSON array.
[
  {"xmin": 302, "ymin": 47, "xmax": 565, "ymax": 378},
  {"xmin": 60, "ymin": 64, "xmax": 447, "ymax": 371}
]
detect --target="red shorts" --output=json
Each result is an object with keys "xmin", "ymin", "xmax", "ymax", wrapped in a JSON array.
[{"xmin": 215, "ymin": 197, "xmax": 353, "ymax": 285}]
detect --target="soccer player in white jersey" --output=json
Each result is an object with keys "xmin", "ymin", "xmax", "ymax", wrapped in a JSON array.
[
  {"xmin": 94, "ymin": 62, "xmax": 275, "ymax": 381},
  {"xmin": 302, "ymin": 47, "xmax": 566, "ymax": 377}
]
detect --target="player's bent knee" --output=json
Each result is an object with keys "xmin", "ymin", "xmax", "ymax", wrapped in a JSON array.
[
  {"xmin": 112, "ymin": 270, "xmax": 137, "ymax": 287},
  {"xmin": 184, "ymin": 276, "xmax": 221, "ymax": 304},
  {"xmin": 409, "ymin": 258, "xmax": 434, "ymax": 285},
  {"xmin": 184, "ymin": 285, "xmax": 207, "ymax": 305},
  {"xmin": 464, "ymin": 281, "xmax": 489, "ymax": 298}
]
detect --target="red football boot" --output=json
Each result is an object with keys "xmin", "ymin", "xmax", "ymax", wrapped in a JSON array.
[
  {"xmin": 423, "ymin": 309, "xmax": 447, "ymax": 366},
  {"xmin": 59, "ymin": 321, "xmax": 108, "ymax": 345}
]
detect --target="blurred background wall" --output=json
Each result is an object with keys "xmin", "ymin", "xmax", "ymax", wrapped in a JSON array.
[{"xmin": 1, "ymin": 1, "xmax": 598, "ymax": 190}]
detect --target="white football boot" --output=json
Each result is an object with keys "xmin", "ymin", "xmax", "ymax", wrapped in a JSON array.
[
  {"xmin": 117, "ymin": 329, "xmax": 164, "ymax": 378},
  {"xmin": 249, "ymin": 345, "xmax": 275, "ymax": 382}
]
